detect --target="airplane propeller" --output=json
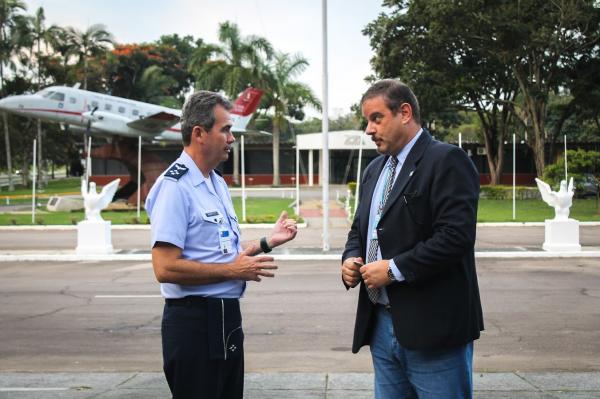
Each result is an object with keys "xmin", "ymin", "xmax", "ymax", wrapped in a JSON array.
[{"xmin": 85, "ymin": 106, "xmax": 99, "ymax": 134}]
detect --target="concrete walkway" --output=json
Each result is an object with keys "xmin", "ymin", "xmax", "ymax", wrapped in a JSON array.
[{"xmin": 1, "ymin": 372, "xmax": 600, "ymax": 398}]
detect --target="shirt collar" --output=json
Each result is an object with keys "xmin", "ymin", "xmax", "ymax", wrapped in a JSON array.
[
  {"xmin": 178, "ymin": 150, "xmax": 215, "ymax": 187},
  {"xmin": 393, "ymin": 128, "xmax": 423, "ymax": 166}
]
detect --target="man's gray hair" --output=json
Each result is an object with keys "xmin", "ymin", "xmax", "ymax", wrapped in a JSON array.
[
  {"xmin": 361, "ymin": 79, "xmax": 421, "ymax": 124},
  {"xmin": 180, "ymin": 91, "xmax": 232, "ymax": 146}
]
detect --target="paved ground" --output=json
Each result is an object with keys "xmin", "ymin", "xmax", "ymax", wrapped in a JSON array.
[
  {"xmin": 1, "ymin": 191, "xmax": 600, "ymax": 397},
  {"xmin": 2, "ymin": 372, "xmax": 600, "ymax": 398},
  {"xmin": 1, "ymin": 255, "xmax": 600, "ymax": 397}
]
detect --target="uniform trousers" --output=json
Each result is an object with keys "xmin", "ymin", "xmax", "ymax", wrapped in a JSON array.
[{"xmin": 162, "ymin": 296, "xmax": 244, "ymax": 399}]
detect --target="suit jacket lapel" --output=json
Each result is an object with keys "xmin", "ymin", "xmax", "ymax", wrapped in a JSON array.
[{"xmin": 381, "ymin": 130, "xmax": 432, "ymax": 218}]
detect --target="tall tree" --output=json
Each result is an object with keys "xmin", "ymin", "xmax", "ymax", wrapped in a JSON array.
[
  {"xmin": 364, "ymin": 0, "xmax": 519, "ymax": 184},
  {"xmin": 189, "ymin": 21, "xmax": 273, "ymax": 185},
  {"xmin": 189, "ymin": 21, "xmax": 273, "ymax": 97},
  {"xmin": 66, "ymin": 23, "xmax": 113, "ymax": 90},
  {"xmin": 262, "ymin": 52, "xmax": 320, "ymax": 185},
  {"xmin": 26, "ymin": 7, "xmax": 57, "ymax": 188},
  {"xmin": 493, "ymin": 0, "xmax": 600, "ymax": 176},
  {"xmin": 0, "ymin": 0, "xmax": 26, "ymax": 191},
  {"xmin": 107, "ymin": 42, "xmax": 191, "ymax": 106}
]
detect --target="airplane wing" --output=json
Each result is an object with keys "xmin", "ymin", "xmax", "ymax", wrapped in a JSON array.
[{"xmin": 127, "ymin": 112, "xmax": 180, "ymax": 134}]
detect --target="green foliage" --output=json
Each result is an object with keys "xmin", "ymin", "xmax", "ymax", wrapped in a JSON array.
[
  {"xmin": 479, "ymin": 185, "xmax": 540, "ymax": 200},
  {"xmin": 363, "ymin": 0, "xmax": 600, "ymax": 179},
  {"xmin": 347, "ymin": 181, "xmax": 357, "ymax": 196},
  {"xmin": 543, "ymin": 149, "xmax": 600, "ymax": 188}
]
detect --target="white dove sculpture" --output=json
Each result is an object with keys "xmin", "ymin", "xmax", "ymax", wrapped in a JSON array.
[
  {"xmin": 81, "ymin": 178, "xmax": 121, "ymax": 222},
  {"xmin": 535, "ymin": 177, "xmax": 575, "ymax": 221}
]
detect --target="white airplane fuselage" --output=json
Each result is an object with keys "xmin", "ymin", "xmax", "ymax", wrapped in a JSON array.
[{"xmin": 0, "ymin": 85, "xmax": 258, "ymax": 141}]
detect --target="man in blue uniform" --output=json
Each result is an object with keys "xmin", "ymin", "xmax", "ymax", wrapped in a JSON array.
[{"xmin": 146, "ymin": 91, "xmax": 297, "ymax": 399}]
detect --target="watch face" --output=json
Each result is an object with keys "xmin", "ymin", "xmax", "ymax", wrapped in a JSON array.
[{"xmin": 387, "ymin": 267, "xmax": 395, "ymax": 281}]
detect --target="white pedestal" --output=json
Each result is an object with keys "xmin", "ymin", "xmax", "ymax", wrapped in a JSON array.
[
  {"xmin": 76, "ymin": 220, "xmax": 114, "ymax": 255},
  {"xmin": 543, "ymin": 219, "xmax": 581, "ymax": 252}
]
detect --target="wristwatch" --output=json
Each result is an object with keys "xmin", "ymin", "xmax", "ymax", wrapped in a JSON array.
[
  {"xmin": 387, "ymin": 265, "xmax": 396, "ymax": 282},
  {"xmin": 260, "ymin": 236, "xmax": 272, "ymax": 253}
]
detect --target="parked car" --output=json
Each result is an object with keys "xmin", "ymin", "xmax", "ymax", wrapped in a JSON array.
[{"xmin": 579, "ymin": 173, "xmax": 599, "ymax": 198}]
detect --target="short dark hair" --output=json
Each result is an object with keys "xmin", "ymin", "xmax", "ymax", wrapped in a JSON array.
[
  {"xmin": 361, "ymin": 79, "xmax": 421, "ymax": 124},
  {"xmin": 180, "ymin": 91, "xmax": 232, "ymax": 146}
]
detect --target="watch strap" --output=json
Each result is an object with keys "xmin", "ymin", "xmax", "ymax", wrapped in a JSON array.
[{"xmin": 260, "ymin": 237, "xmax": 272, "ymax": 253}]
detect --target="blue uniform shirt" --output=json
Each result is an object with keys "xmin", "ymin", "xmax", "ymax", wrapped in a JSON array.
[{"xmin": 146, "ymin": 151, "xmax": 244, "ymax": 299}]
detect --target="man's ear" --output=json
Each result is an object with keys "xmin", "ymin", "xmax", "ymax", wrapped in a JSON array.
[
  {"xmin": 193, "ymin": 125, "xmax": 205, "ymax": 139},
  {"xmin": 400, "ymin": 103, "xmax": 413, "ymax": 124}
]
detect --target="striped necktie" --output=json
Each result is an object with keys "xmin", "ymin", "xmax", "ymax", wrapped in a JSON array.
[{"xmin": 366, "ymin": 156, "xmax": 399, "ymax": 304}]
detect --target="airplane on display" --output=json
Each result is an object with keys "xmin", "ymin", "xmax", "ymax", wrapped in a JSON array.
[{"xmin": 0, "ymin": 85, "xmax": 263, "ymax": 141}]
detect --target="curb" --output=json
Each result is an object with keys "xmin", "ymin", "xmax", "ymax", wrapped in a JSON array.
[
  {"xmin": 0, "ymin": 222, "xmax": 309, "ymax": 231},
  {"xmin": 2, "ymin": 250, "xmax": 600, "ymax": 262}
]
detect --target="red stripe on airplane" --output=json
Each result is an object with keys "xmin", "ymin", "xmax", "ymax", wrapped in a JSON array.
[{"xmin": 22, "ymin": 108, "xmax": 82, "ymax": 116}]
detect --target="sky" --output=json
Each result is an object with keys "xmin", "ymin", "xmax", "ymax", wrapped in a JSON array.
[{"xmin": 25, "ymin": 0, "xmax": 387, "ymax": 118}]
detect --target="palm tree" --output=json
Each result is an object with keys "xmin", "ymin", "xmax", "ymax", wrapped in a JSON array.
[
  {"xmin": 189, "ymin": 21, "xmax": 273, "ymax": 97},
  {"xmin": 66, "ymin": 23, "xmax": 113, "ymax": 90},
  {"xmin": 262, "ymin": 52, "xmax": 320, "ymax": 185},
  {"xmin": 27, "ymin": 7, "xmax": 58, "ymax": 188},
  {"xmin": 189, "ymin": 21, "xmax": 273, "ymax": 184},
  {"xmin": 47, "ymin": 26, "xmax": 74, "ymax": 69},
  {"xmin": 0, "ymin": 0, "xmax": 26, "ymax": 191},
  {"xmin": 136, "ymin": 65, "xmax": 178, "ymax": 106}
]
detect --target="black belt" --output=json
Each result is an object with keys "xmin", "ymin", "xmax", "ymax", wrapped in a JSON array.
[
  {"xmin": 165, "ymin": 296, "xmax": 240, "ymax": 307},
  {"xmin": 165, "ymin": 296, "xmax": 209, "ymax": 307}
]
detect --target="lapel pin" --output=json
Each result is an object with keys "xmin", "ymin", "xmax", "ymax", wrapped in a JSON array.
[{"xmin": 409, "ymin": 170, "xmax": 414, "ymax": 177}]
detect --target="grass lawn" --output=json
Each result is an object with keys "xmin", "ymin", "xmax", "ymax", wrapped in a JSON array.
[
  {"xmin": 478, "ymin": 198, "xmax": 600, "ymax": 222},
  {"xmin": 1, "ymin": 176, "xmax": 598, "ymax": 224},
  {"xmin": 0, "ymin": 197, "xmax": 299, "ymax": 225},
  {"xmin": 1, "ymin": 177, "xmax": 82, "ymax": 204}
]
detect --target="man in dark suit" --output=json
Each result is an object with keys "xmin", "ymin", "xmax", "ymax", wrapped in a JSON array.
[{"xmin": 341, "ymin": 79, "xmax": 484, "ymax": 398}]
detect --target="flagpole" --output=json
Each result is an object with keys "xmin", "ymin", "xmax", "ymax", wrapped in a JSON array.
[
  {"xmin": 321, "ymin": 0, "xmax": 330, "ymax": 251},
  {"xmin": 32, "ymin": 139, "xmax": 37, "ymax": 224}
]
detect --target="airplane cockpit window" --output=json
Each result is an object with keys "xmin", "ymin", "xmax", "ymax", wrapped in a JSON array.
[
  {"xmin": 49, "ymin": 92, "xmax": 65, "ymax": 101},
  {"xmin": 69, "ymin": 97, "xmax": 77, "ymax": 104},
  {"xmin": 38, "ymin": 90, "xmax": 54, "ymax": 98}
]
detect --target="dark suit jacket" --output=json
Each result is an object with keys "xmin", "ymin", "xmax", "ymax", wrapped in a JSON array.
[{"xmin": 342, "ymin": 130, "xmax": 484, "ymax": 352}]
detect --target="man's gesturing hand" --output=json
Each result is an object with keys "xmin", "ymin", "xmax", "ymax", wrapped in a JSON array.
[
  {"xmin": 268, "ymin": 211, "xmax": 298, "ymax": 248},
  {"xmin": 341, "ymin": 257, "xmax": 363, "ymax": 288},
  {"xmin": 230, "ymin": 245, "xmax": 277, "ymax": 282}
]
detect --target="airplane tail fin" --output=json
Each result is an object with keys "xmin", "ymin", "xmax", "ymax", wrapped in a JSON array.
[{"xmin": 231, "ymin": 87, "xmax": 263, "ymax": 133}]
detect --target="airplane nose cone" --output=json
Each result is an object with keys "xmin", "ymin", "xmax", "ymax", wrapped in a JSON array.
[{"xmin": 0, "ymin": 96, "xmax": 23, "ymax": 113}]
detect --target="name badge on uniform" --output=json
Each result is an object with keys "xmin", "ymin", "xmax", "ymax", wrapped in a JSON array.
[
  {"xmin": 219, "ymin": 225, "xmax": 233, "ymax": 254},
  {"xmin": 204, "ymin": 210, "xmax": 223, "ymax": 224}
]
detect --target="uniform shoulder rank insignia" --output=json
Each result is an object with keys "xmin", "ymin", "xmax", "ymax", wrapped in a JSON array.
[{"xmin": 165, "ymin": 163, "xmax": 188, "ymax": 180}]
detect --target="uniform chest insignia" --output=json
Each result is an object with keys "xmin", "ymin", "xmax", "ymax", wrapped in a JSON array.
[{"xmin": 164, "ymin": 163, "xmax": 189, "ymax": 180}]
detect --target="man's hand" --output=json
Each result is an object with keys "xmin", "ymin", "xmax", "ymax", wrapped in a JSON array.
[
  {"xmin": 268, "ymin": 211, "xmax": 298, "ymax": 248},
  {"xmin": 229, "ymin": 245, "xmax": 277, "ymax": 282},
  {"xmin": 360, "ymin": 260, "xmax": 391, "ymax": 289},
  {"xmin": 341, "ymin": 256, "xmax": 363, "ymax": 288}
]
